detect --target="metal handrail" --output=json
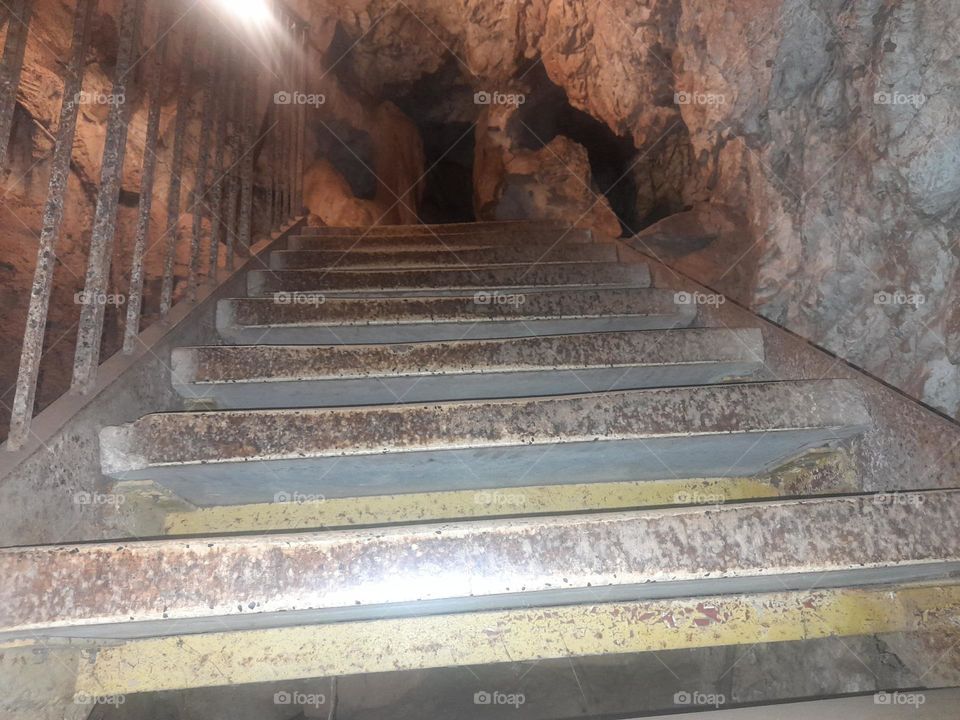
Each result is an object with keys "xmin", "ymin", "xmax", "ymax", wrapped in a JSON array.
[{"xmin": 3, "ymin": 0, "xmax": 307, "ymax": 450}]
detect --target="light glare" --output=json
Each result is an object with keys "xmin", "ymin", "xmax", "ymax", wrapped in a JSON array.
[{"xmin": 213, "ymin": 0, "xmax": 271, "ymax": 23}]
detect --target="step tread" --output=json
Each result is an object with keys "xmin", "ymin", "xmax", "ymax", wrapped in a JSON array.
[
  {"xmin": 216, "ymin": 288, "xmax": 698, "ymax": 344},
  {"xmin": 287, "ymin": 228, "xmax": 595, "ymax": 249},
  {"xmin": 297, "ymin": 220, "xmax": 572, "ymax": 236},
  {"xmin": 102, "ymin": 380, "xmax": 870, "ymax": 468},
  {"xmin": 2, "ymin": 490, "xmax": 953, "ymax": 639},
  {"xmin": 174, "ymin": 328, "xmax": 765, "ymax": 383},
  {"xmin": 269, "ymin": 244, "xmax": 618, "ymax": 269},
  {"xmin": 221, "ymin": 288, "xmax": 689, "ymax": 327},
  {"xmin": 173, "ymin": 328, "xmax": 766, "ymax": 407},
  {"xmin": 247, "ymin": 262, "xmax": 651, "ymax": 296},
  {"xmin": 100, "ymin": 380, "xmax": 870, "ymax": 504}
]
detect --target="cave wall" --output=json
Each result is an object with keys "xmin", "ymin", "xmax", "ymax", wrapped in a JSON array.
[
  {"xmin": 312, "ymin": 0, "xmax": 960, "ymax": 418},
  {"xmin": 671, "ymin": 0, "xmax": 960, "ymax": 418},
  {"xmin": 3, "ymin": 0, "xmax": 957, "ymax": 425}
]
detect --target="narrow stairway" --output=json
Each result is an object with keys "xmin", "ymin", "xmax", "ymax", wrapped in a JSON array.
[{"xmin": 3, "ymin": 220, "xmax": 958, "ymax": 672}]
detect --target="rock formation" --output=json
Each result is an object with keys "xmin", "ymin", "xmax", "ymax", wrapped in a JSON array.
[{"xmin": 2, "ymin": 0, "xmax": 957, "ymax": 439}]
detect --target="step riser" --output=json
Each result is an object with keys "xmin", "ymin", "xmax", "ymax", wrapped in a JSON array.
[
  {"xmin": 269, "ymin": 245, "xmax": 619, "ymax": 269},
  {"xmin": 247, "ymin": 263, "xmax": 651, "ymax": 296},
  {"xmin": 295, "ymin": 220, "xmax": 576, "ymax": 237},
  {"xmin": 100, "ymin": 381, "xmax": 870, "ymax": 504},
  {"xmin": 217, "ymin": 316, "xmax": 697, "ymax": 344},
  {"xmin": 216, "ymin": 289, "xmax": 697, "ymax": 344},
  {"xmin": 173, "ymin": 328, "xmax": 766, "ymax": 408},
  {"xmin": 286, "ymin": 229, "xmax": 594, "ymax": 249},
  {"xmin": 111, "ymin": 429, "xmax": 862, "ymax": 504},
  {"xmin": 173, "ymin": 363, "xmax": 765, "ymax": 409},
  {"xmin": 3, "ymin": 491, "xmax": 955, "ymax": 639}
]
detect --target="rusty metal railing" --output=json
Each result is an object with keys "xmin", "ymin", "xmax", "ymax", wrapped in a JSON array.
[{"xmin": 5, "ymin": 0, "xmax": 308, "ymax": 450}]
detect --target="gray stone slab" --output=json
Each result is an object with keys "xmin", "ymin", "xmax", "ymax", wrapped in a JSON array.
[
  {"xmin": 171, "ymin": 328, "xmax": 766, "ymax": 408},
  {"xmin": 247, "ymin": 262, "xmax": 651, "ymax": 297},
  {"xmin": 100, "ymin": 380, "xmax": 870, "ymax": 504},
  {"xmin": 5, "ymin": 488, "xmax": 957, "ymax": 640},
  {"xmin": 216, "ymin": 288, "xmax": 698, "ymax": 344},
  {"xmin": 269, "ymin": 244, "xmax": 618, "ymax": 269}
]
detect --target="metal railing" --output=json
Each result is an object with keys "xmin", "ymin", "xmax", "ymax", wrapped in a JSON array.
[{"xmin": 3, "ymin": 0, "xmax": 307, "ymax": 450}]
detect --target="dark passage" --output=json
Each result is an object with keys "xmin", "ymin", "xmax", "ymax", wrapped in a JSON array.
[{"xmin": 510, "ymin": 64, "xmax": 641, "ymax": 235}]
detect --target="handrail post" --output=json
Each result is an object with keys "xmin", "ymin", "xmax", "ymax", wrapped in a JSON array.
[
  {"xmin": 123, "ymin": 2, "xmax": 172, "ymax": 353},
  {"xmin": 223, "ymin": 42, "xmax": 241, "ymax": 272},
  {"xmin": 208, "ymin": 30, "xmax": 232, "ymax": 283},
  {"xmin": 188, "ymin": 24, "xmax": 221, "ymax": 301},
  {"xmin": 70, "ymin": 0, "xmax": 144, "ymax": 394},
  {"xmin": 6, "ymin": 0, "xmax": 96, "ymax": 450},
  {"xmin": 237, "ymin": 49, "xmax": 257, "ymax": 249},
  {"xmin": 0, "ymin": 0, "xmax": 33, "ymax": 170},
  {"xmin": 295, "ymin": 22, "xmax": 306, "ymax": 216},
  {"xmin": 159, "ymin": 22, "xmax": 197, "ymax": 316}
]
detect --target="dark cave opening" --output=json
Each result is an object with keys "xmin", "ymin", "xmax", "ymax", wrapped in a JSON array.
[
  {"xmin": 509, "ymin": 64, "xmax": 641, "ymax": 235},
  {"xmin": 415, "ymin": 121, "xmax": 476, "ymax": 223},
  {"xmin": 310, "ymin": 119, "xmax": 378, "ymax": 200},
  {"xmin": 383, "ymin": 56, "xmax": 478, "ymax": 224}
]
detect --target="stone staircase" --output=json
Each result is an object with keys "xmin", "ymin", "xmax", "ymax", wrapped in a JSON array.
[{"xmin": 3, "ymin": 220, "xmax": 960, "ymax": 711}]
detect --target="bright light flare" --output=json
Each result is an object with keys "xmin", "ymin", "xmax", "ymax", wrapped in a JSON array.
[{"xmin": 211, "ymin": 0, "xmax": 272, "ymax": 25}]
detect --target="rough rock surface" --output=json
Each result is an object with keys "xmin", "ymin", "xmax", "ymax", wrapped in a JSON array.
[
  {"xmin": 3, "ymin": 0, "xmax": 958, "ymax": 435},
  {"xmin": 671, "ymin": 0, "xmax": 960, "ymax": 417},
  {"xmin": 303, "ymin": 158, "xmax": 386, "ymax": 226},
  {"xmin": 314, "ymin": 0, "xmax": 960, "ymax": 417},
  {"xmin": 474, "ymin": 103, "xmax": 620, "ymax": 235}
]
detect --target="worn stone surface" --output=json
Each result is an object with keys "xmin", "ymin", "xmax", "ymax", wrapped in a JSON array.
[
  {"xmin": 269, "ymin": 243, "xmax": 618, "ymax": 269},
  {"xmin": 246, "ymin": 262, "xmax": 651, "ymax": 296},
  {"xmin": 2, "ymin": 489, "xmax": 956, "ymax": 638}
]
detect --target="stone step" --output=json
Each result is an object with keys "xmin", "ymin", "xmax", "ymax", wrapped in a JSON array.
[
  {"xmin": 269, "ymin": 244, "xmax": 619, "ymax": 269},
  {"xmin": 63, "ymin": 588, "xmax": 960, "ymax": 695},
  {"xmin": 297, "ymin": 220, "xmax": 571, "ymax": 236},
  {"xmin": 100, "ymin": 379, "xmax": 870, "ymax": 505},
  {"xmin": 216, "ymin": 288, "xmax": 697, "ymax": 344},
  {"xmin": 161, "ymin": 453, "xmax": 853, "ymax": 535},
  {"xmin": 3, "ymin": 488, "xmax": 952, "ymax": 640},
  {"xmin": 247, "ymin": 262, "xmax": 651, "ymax": 297},
  {"xmin": 171, "ymin": 328, "xmax": 766, "ymax": 409},
  {"xmin": 286, "ymin": 228, "xmax": 594, "ymax": 250}
]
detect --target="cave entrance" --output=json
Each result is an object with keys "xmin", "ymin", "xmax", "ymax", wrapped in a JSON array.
[
  {"xmin": 310, "ymin": 119, "xmax": 378, "ymax": 200},
  {"xmin": 510, "ymin": 64, "xmax": 641, "ymax": 235},
  {"xmin": 385, "ymin": 57, "xmax": 477, "ymax": 224},
  {"xmin": 416, "ymin": 121, "xmax": 475, "ymax": 223}
]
